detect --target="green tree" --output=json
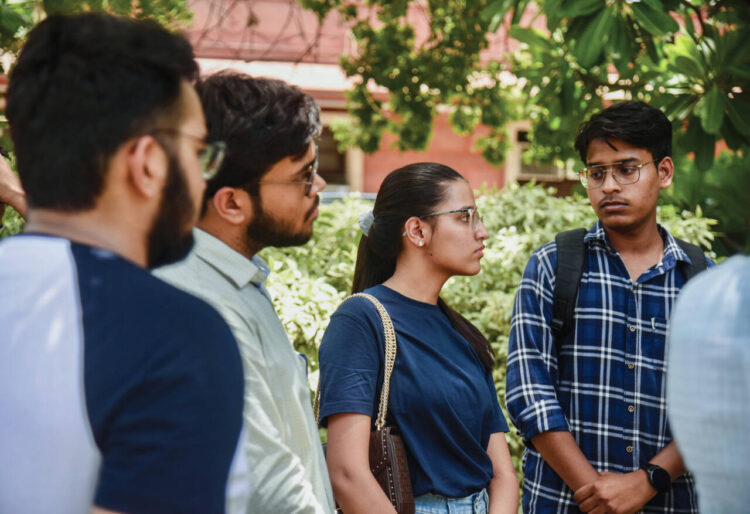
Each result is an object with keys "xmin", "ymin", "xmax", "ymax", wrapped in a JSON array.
[
  {"xmin": 300, "ymin": 0, "xmax": 748, "ymax": 254},
  {"xmin": 301, "ymin": 0, "xmax": 749, "ymax": 169},
  {"xmin": 0, "ymin": 0, "xmax": 192, "ymax": 71}
]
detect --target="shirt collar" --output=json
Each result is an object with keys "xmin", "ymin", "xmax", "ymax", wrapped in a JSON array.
[
  {"xmin": 192, "ymin": 228, "xmax": 270, "ymax": 290},
  {"xmin": 583, "ymin": 220, "xmax": 691, "ymax": 270}
]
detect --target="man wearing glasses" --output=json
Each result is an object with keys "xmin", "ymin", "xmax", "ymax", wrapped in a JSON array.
[
  {"xmin": 506, "ymin": 101, "xmax": 711, "ymax": 513},
  {"xmin": 0, "ymin": 14, "xmax": 248, "ymax": 513},
  {"xmin": 154, "ymin": 72, "xmax": 334, "ymax": 513}
]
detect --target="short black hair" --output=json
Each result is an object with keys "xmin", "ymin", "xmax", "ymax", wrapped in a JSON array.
[
  {"xmin": 574, "ymin": 101, "xmax": 672, "ymax": 164},
  {"xmin": 196, "ymin": 72, "xmax": 321, "ymax": 200},
  {"xmin": 6, "ymin": 13, "xmax": 198, "ymax": 210}
]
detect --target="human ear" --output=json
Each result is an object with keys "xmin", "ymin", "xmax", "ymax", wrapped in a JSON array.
[
  {"xmin": 126, "ymin": 135, "xmax": 167, "ymax": 199},
  {"xmin": 403, "ymin": 216, "xmax": 428, "ymax": 248},
  {"xmin": 657, "ymin": 156, "xmax": 674, "ymax": 189},
  {"xmin": 211, "ymin": 186, "xmax": 251, "ymax": 225}
]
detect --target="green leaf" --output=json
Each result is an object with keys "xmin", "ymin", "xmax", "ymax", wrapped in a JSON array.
[
  {"xmin": 572, "ymin": 8, "xmax": 614, "ymax": 68},
  {"xmin": 0, "ymin": 5, "xmax": 29, "ymax": 35},
  {"xmin": 631, "ymin": 1, "xmax": 679, "ymax": 36},
  {"xmin": 725, "ymin": 98, "xmax": 750, "ymax": 137},
  {"xmin": 683, "ymin": 118, "xmax": 716, "ymax": 171},
  {"xmin": 673, "ymin": 55, "xmax": 704, "ymax": 79},
  {"xmin": 697, "ymin": 85, "xmax": 726, "ymax": 135},
  {"xmin": 509, "ymin": 26, "xmax": 550, "ymax": 50},
  {"xmin": 557, "ymin": 0, "xmax": 604, "ymax": 18},
  {"xmin": 720, "ymin": 117, "xmax": 748, "ymax": 150},
  {"xmin": 727, "ymin": 65, "xmax": 750, "ymax": 81}
]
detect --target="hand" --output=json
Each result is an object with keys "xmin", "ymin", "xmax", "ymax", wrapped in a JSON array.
[
  {"xmin": 573, "ymin": 470, "xmax": 657, "ymax": 514},
  {"xmin": 0, "ymin": 153, "xmax": 27, "ymax": 218}
]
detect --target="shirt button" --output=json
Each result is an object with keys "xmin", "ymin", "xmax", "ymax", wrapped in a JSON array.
[
  {"xmin": 629, "ymin": 325, "xmax": 637, "ymax": 332},
  {"xmin": 626, "ymin": 445, "xmax": 634, "ymax": 453},
  {"xmin": 628, "ymin": 362, "xmax": 635, "ymax": 370},
  {"xmin": 628, "ymin": 405, "xmax": 635, "ymax": 413}
]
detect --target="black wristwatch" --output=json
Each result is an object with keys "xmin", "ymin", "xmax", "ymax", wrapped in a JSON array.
[{"xmin": 640, "ymin": 463, "xmax": 671, "ymax": 493}]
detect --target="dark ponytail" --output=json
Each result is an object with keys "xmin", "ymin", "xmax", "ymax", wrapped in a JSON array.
[{"xmin": 351, "ymin": 162, "xmax": 495, "ymax": 373}]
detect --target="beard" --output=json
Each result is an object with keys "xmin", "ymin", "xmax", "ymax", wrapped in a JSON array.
[
  {"xmin": 146, "ymin": 154, "xmax": 196, "ymax": 269},
  {"xmin": 244, "ymin": 195, "xmax": 318, "ymax": 249}
]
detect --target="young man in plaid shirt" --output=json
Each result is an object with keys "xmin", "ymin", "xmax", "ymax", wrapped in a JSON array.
[{"xmin": 506, "ymin": 101, "xmax": 712, "ymax": 513}]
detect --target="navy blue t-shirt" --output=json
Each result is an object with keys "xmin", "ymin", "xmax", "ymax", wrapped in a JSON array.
[
  {"xmin": 318, "ymin": 285, "xmax": 508, "ymax": 498},
  {"xmin": 0, "ymin": 235, "xmax": 246, "ymax": 513}
]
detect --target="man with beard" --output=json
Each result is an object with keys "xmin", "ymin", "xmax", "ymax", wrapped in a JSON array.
[
  {"xmin": 154, "ymin": 71, "xmax": 335, "ymax": 514},
  {"xmin": 0, "ymin": 14, "xmax": 249, "ymax": 513}
]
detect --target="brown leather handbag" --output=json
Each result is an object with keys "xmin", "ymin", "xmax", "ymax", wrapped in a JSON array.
[{"xmin": 315, "ymin": 293, "xmax": 415, "ymax": 514}]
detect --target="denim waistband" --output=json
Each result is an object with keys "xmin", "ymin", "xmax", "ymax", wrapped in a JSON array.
[{"xmin": 414, "ymin": 488, "xmax": 489, "ymax": 514}]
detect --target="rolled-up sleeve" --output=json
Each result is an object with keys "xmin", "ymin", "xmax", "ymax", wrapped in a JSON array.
[{"xmin": 505, "ymin": 248, "xmax": 570, "ymax": 441}]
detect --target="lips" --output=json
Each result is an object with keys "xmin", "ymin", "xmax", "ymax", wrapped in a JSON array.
[
  {"xmin": 305, "ymin": 196, "xmax": 320, "ymax": 221},
  {"xmin": 475, "ymin": 245, "xmax": 485, "ymax": 257},
  {"xmin": 599, "ymin": 199, "xmax": 628, "ymax": 211}
]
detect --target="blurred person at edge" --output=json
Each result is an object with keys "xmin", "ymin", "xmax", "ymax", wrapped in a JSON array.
[
  {"xmin": 667, "ymin": 255, "xmax": 750, "ymax": 513},
  {"xmin": 317, "ymin": 163, "xmax": 520, "ymax": 514},
  {"xmin": 0, "ymin": 13, "xmax": 248, "ymax": 514},
  {"xmin": 154, "ymin": 72, "xmax": 336, "ymax": 514}
]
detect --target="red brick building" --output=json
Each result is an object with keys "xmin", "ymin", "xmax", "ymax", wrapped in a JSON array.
[{"xmin": 186, "ymin": 0, "xmax": 577, "ymax": 193}]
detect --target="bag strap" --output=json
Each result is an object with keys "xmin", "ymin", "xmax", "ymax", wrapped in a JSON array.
[
  {"xmin": 674, "ymin": 237, "xmax": 707, "ymax": 282},
  {"xmin": 551, "ymin": 228, "xmax": 587, "ymax": 338},
  {"xmin": 314, "ymin": 293, "xmax": 397, "ymax": 431}
]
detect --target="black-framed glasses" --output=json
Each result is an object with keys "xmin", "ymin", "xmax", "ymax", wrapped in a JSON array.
[
  {"xmin": 258, "ymin": 145, "xmax": 319, "ymax": 196},
  {"xmin": 420, "ymin": 207, "xmax": 483, "ymax": 232},
  {"xmin": 151, "ymin": 128, "xmax": 226, "ymax": 180},
  {"xmin": 578, "ymin": 159, "xmax": 655, "ymax": 189}
]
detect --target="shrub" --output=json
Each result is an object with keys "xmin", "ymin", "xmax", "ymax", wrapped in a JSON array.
[{"xmin": 261, "ymin": 182, "xmax": 717, "ymax": 478}]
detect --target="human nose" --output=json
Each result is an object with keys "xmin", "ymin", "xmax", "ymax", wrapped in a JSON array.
[
  {"xmin": 475, "ymin": 219, "xmax": 489, "ymax": 240},
  {"xmin": 600, "ymin": 168, "xmax": 621, "ymax": 192},
  {"xmin": 308, "ymin": 172, "xmax": 326, "ymax": 197}
]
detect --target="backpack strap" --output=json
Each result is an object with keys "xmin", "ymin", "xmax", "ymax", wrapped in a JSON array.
[
  {"xmin": 551, "ymin": 228, "xmax": 587, "ymax": 338},
  {"xmin": 674, "ymin": 237, "xmax": 707, "ymax": 283}
]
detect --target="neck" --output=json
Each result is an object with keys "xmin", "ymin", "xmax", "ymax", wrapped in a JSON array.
[
  {"xmin": 603, "ymin": 218, "xmax": 662, "ymax": 258},
  {"xmin": 196, "ymin": 218, "xmax": 264, "ymax": 260},
  {"xmin": 382, "ymin": 257, "xmax": 448, "ymax": 305},
  {"xmin": 25, "ymin": 208, "xmax": 147, "ymax": 266}
]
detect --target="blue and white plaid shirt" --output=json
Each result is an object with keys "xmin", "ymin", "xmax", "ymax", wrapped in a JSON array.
[{"xmin": 506, "ymin": 222, "xmax": 709, "ymax": 513}]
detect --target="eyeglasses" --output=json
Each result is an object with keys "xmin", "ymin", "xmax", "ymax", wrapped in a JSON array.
[
  {"xmin": 151, "ymin": 128, "xmax": 226, "ymax": 180},
  {"xmin": 578, "ymin": 160, "xmax": 655, "ymax": 189},
  {"xmin": 420, "ymin": 207, "xmax": 483, "ymax": 232},
  {"xmin": 258, "ymin": 145, "xmax": 319, "ymax": 196}
]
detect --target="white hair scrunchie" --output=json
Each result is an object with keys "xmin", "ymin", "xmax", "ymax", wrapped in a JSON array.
[{"xmin": 358, "ymin": 210, "xmax": 375, "ymax": 236}]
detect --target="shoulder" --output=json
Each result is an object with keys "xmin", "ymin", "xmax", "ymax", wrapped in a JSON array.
[{"xmin": 679, "ymin": 255, "xmax": 750, "ymax": 306}]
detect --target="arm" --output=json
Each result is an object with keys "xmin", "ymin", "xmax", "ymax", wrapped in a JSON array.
[
  {"xmin": 486, "ymin": 433, "xmax": 519, "ymax": 514},
  {"xmin": 0, "ymin": 155, "xmax": 27, "ymax": 219},
  {"xmin": 326, "ymin": 413, "xmax": 397, "ymax": 514},
  {"xmin": 573, "ymin": 441, "xmax": 686, "ymax": 513},
  {"xmin": 530, "ymin": 431, "xmax": 599, "ymax": 492},
  {"xmin": 506, "ymin": 253, "xmax": 594, "ymax": 481},
  {"xmin": 217, "ymin": 304, "xmax": 330, "ymax": 514}
]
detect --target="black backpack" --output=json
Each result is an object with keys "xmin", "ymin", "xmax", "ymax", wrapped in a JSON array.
[{"xmin": 551, "ymin": 228, "xmax": 708, "ymax": 338}]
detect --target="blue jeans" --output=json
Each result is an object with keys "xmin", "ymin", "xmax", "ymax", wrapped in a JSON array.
[{"xmin": 414, "ymin": 489, "xmax": 489, "ymax": 514}]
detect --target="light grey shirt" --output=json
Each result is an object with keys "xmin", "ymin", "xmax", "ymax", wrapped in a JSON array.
[
  {"xmin": 667, "ymin": 255, "xmax": 750, "ymax": 513},
  {"xmin": 155, "ymin": 228, "xmax": 335, "ymax": 514}
]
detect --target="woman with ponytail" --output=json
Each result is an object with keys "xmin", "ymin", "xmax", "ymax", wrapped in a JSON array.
[{"xmin": 317, "ymin": 163, "xmax": 519, "ymax": 514}]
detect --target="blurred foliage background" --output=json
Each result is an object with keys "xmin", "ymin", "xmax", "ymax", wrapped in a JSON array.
[{"xmin": 261, "ymin": 185, "xmax": 717, "ymax": 479}]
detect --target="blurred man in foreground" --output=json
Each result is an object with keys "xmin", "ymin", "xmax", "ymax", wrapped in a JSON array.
[{"xmin": 0, "ymin": 14, "xmax": 249, "ymax": 513}]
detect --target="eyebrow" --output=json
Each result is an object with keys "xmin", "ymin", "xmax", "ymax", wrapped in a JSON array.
[{"xmin": 586, "ymin": 158, "xmax": 639, "ymax": 167}]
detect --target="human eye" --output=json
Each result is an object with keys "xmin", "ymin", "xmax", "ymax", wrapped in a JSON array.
[
  {"xmin": 618, "ymin": 165, "xmax": 638, "ymax": 177},
  {"xmin": 588, "ymin": 169, "xmax": 604, "ymax": 181},
  {"xmin": 458, "ymin": 210, "xmax": 471, "ymax": 222}
]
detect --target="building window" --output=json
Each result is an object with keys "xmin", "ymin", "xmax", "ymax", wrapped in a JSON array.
[
  {"xmin": 318, "ymin": 127, "xmax": 347, "ymax": 189},
  {"xmin": 505, "ymin": 121, "xmax": 571, "ymax": 182}
]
